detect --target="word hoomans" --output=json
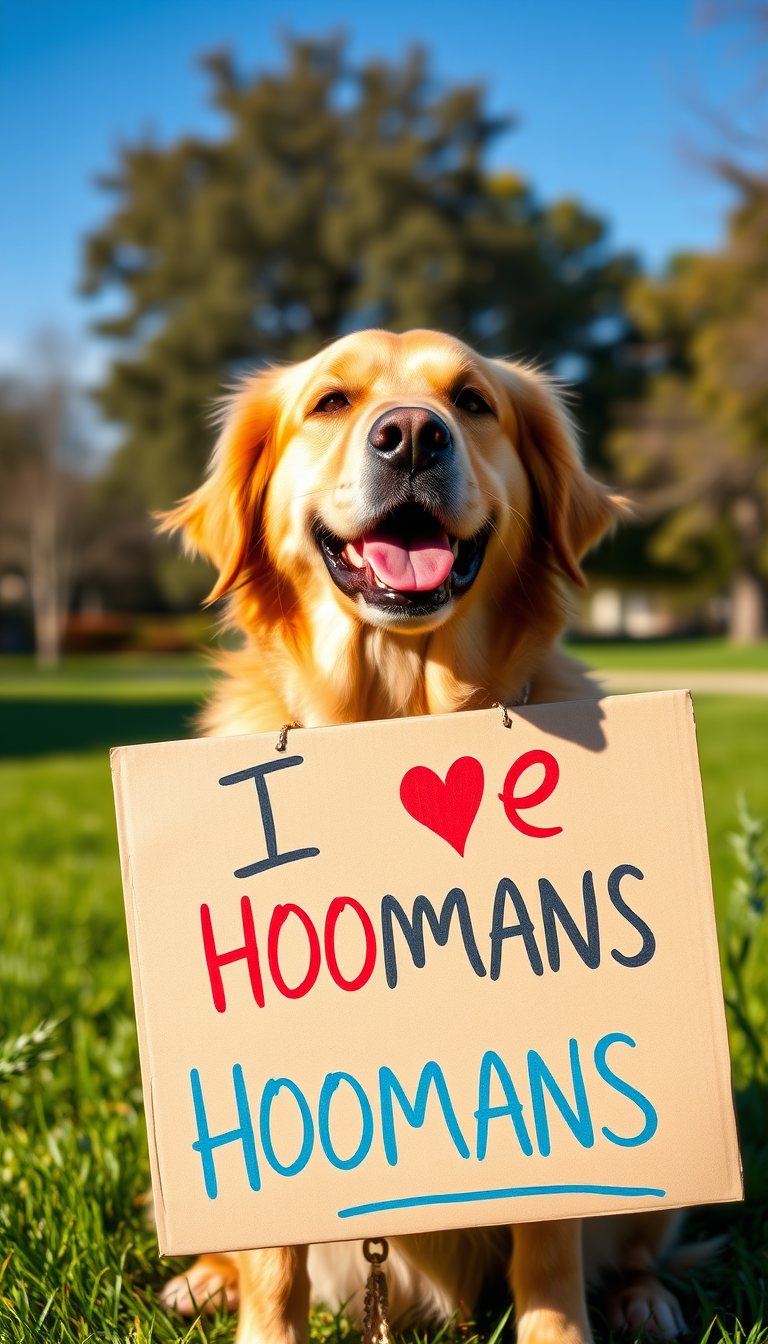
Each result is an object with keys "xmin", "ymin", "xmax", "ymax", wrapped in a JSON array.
[
  {"xmin": 200, "ymin": 864, "xmax": 655, "ymax": 1009},
  {"xmin": 189, "ymin": 1032, "xmax": 658, "ymax": 1198}
]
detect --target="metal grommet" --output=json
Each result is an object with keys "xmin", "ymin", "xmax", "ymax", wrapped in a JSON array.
[{"xmin": 363, "ymin": 1237, "xmax": 389, "ymax": 1265}]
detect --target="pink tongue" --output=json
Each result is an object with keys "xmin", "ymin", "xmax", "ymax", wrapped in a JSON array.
[{"xmin": 360, "ymin": 528, "xmax": 454, "ymax": 592}]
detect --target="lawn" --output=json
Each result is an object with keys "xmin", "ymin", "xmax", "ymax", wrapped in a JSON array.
[
  {"xmin": 566, "ymin": 639, "xmax": 768, "ymax": 672},
  {"xmin": 1, "ymin": 648, "xmax": 767, "ymax": 1343}
]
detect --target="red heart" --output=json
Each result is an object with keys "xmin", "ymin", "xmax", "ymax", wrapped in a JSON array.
[{"xmin": 399, "ymin": 757, "xmax": 484, "ymax": 856}]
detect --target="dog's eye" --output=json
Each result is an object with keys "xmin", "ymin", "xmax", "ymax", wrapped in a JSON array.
[
  {"xmin": 312, "ymin": 391, "xmax": 351, "ymax": 414},
  {"xmin": 454, "ymin": 388, "xmax": 493, "ymax": 415}
]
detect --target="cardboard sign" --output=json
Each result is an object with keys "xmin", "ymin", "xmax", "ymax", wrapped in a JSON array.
[{"xmin": 111, "ymin": 690, "xmax": 742, "ymax": 1256}]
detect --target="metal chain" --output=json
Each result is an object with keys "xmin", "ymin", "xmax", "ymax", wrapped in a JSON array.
[{"xmin": 362, "ymin": 1238, "xmax": 392, "ymax": 1344}]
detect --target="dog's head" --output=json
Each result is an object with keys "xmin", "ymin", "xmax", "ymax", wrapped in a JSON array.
[{"xmin": 163, "ymin": 329, "xmax": 617, "ymax": 646}]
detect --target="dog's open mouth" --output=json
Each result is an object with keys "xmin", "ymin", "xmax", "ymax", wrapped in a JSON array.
[{"xmin": 316, "ymin": 504, "xmax": 490, "ymax": 616}]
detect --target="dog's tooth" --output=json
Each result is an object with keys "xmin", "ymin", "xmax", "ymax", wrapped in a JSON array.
[{"xmin": 344, "ymin": 544, "xmax": 365, "ymax": 569}]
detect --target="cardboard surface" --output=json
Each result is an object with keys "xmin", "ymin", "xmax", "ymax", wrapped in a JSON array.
[{"xmin": 111, "ymin": 691, "xmax": 742, "ymax": 1256}]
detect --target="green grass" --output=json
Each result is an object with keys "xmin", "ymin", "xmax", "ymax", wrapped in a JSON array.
[
  {"xmin": 0, "ymin": 654, "xmax": 213, "ymax": 701},
  {"xmin": 1, "ymin": 651, "xmax": 767, "ymax": 1342},
  {"xmin": 567, "ymin": 640, "xmax": 768, "ymax": 672},
  {"xmin": 693, "ymin": 698, "xmax": 768, "ymax": 907},
  {"xmin": 0, "ymin": 656, "xmax": 211, "ymax": 758}
]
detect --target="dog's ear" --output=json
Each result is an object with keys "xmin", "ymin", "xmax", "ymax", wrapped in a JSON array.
[
  {"xmin": 493, "ymin": 360, "xmax": 623, "ymax": 587},
  {"xmin": 158, "ymin": 366, "xmax": 284, "ymax": 602}
]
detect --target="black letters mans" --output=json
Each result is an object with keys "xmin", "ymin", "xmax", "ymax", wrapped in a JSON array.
[{"xmin": 382, "ymin": 865, "xmax": 655, "ymax": 987}]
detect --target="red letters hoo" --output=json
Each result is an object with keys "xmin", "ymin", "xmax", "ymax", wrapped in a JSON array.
[
  {"xmin": 399, "ymin": 756, "xmax": 484, "ymax": 856},
  {"xmin": 201, "ymin": 896, "xmax": 377, "ymax": 1011}
]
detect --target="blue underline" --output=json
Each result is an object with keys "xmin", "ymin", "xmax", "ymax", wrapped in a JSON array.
[{"xmin": 337, "ymin": 1184, "xmax": 666, "ymax": 1219}]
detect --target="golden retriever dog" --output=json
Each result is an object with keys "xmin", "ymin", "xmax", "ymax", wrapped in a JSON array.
[{"xmin": 158, "ymin": 328, "xmax": 696, "ymax": 1344}]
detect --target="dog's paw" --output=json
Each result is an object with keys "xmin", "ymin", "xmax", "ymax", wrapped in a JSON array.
[
  {"xmin": 516, "ymin": 1307, "xmax": 593, "ymax": 1344},
  {"xmin": 160, "ymin": 1254, "xmax": 239, "ymax": 1315},
  {"xmin": 606, "ymin": 1277, "xmax": 686, "ymax": 1338}
]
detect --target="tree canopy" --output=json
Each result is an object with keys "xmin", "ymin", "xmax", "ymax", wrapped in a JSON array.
[
  {"xmin": 610, "ymin": 175, "xmax": 768, "ymax": 638},
  {"xmin": 83, "ymin": 37, "xmax": 640, "ymax": 553}
]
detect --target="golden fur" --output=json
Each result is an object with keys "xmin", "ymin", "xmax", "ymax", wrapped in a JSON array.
[{"xmin": 157, "ymin": 329, "xmax": 691, "ymax": 1343}]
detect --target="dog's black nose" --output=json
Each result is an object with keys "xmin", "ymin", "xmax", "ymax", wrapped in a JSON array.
[{"xmin": 367, "ymin": 407, "xmax": 453, "ymax": 475}]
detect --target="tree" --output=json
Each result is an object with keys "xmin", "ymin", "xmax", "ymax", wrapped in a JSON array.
[
  {"xmin": 0, "ymin": 355, "xmax": 159, "ymax": 662},
  {"xmin": 82, "ymin": 36, "xmax": 640, "ymax": 605},
  {"xmin": 0, "ymin": 335, "xmax": 85, "ymax": 666},
  {"xmin": 609, "ymin": 1, "xmax": 768, "ymax": 643}
]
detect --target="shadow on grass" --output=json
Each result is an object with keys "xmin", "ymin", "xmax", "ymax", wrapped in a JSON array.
[{"xmin": 0, "ymin": 698, "xmax": 200, "ymax": 758}]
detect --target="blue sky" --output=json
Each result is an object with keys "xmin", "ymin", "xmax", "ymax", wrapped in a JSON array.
[{"xmin": 0, "ymin": 0, "xmax": 751, "ymax": 380}]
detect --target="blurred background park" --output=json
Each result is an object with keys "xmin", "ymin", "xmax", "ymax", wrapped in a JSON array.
[{"xmin": 2, "ymin": 1, "xmax": 768, "ymax": 1340}]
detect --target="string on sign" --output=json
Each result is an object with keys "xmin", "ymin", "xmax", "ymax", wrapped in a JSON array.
[
  {"xmin": 275, "ymin": 721, "xmax": 302, "ymax": 752},
  {"xmin": 277, "ymin": 688, "xmax": 528, "ymax": 749},
  {"xmin": 494, "ymin": 680, "xmax": 530, "ymax": 727}
]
